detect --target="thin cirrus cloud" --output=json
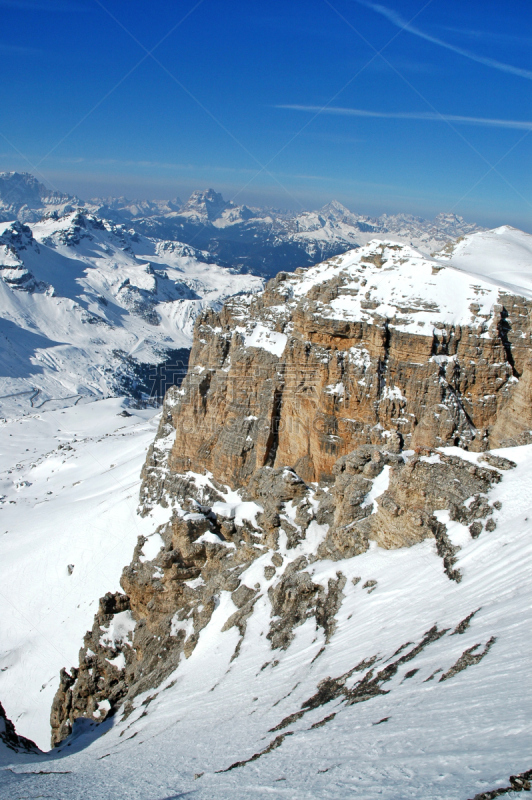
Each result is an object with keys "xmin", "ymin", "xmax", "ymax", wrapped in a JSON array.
[
  {"xmin": 277, "ymin": 105, "xmax": 532, "ymax": 131},
  {"xmin": 355, "ymin": 0, "xmax": 532, "ymax": 81},
  {"xmin": 0, "ymin": 42, "xmax": 44, "ymax": 55}
]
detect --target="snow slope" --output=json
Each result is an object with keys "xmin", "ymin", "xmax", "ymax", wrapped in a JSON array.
[
  {"xmin": 438, "ymin": 225, "xmax": 532, "ymax": 298},
  {"xmin": 0, "ymin": 211, "xmax": 261, "ymax": 415},
  {"xmin": 0, "ymin": 442, "xmax": 530, "ymax": 798},
  {"xmin": 0, "ymin": 399, "xmax": 169, "ymax": 750}
]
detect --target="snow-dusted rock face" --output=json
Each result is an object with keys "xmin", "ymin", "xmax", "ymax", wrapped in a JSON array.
[
  {"xmin": 0, "ymin": 210, "xmax": 262, "ymax": 415},
  {"xmin": 161, "ymin": 230, "xmax": 532, "ymax": 487},
  {"xmin": 0, "ymin": 701, "xmax": 39, "ymax": 763},
  {"xmin": 44, "ymin": 227, "xmax": 531, "ymax": 800},
  {"xmin": 0, "ymin": 171, "xmax": 79, "ymax": 223}
]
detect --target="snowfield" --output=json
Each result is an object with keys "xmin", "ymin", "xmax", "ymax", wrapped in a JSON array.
[
  {"xmin": 0, "ymin": 431, "xmax": 530, "ymax": 798},
  {"xmin": 440, "ymin": 225, "xmax": 532, "ymax": 298},
  {"xmin": 0, "ymin": 399, "xmax": 168, "ymax": 751},
  {"xmin": 0, "ymin": 211, "xmax": 262, "ymax": 417}
]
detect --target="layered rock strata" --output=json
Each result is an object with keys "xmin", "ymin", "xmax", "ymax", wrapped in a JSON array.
[
  {"xmin": 51, "ymin": 238, "xmax": 528, "ymax": 746},
  {"xmin": 159, "ymin": 242, "xmax": 532, "ymax": 486}
]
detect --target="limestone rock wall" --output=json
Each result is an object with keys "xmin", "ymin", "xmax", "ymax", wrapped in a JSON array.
[
  {"xmin": 50, "ymin": 240, "xmax": 530, "ymax": 748},
  {"xmin": 51, "ymin": 441, "xmax": 505, "ymax": 746},
  {"xmin": 163, "ymin": 245, "xmax": 532, "ymax": 487}
]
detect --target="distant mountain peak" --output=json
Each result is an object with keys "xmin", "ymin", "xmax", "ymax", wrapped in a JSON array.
[
  {"xmin": 180, "ymin": 188, "xmax": 231, "ymax": 221},
  {"xmin": 0, "ymin": 171, "xmax": 74, "ymax": 207}
]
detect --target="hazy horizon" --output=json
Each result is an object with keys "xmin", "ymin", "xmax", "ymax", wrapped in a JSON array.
[{"xmin": 0, "ymin": 0, "xmax": 530, "ymax": 230}]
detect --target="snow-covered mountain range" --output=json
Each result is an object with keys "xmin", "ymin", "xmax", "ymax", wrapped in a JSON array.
[
  {"xmin": 0, "ymin": 210, "xmax": 262, "ymax": 416},
  {"xmin": 95, "ymin": 189, "xmax": 483, "ymax": 276},
  {"xmin": 2, "ymin": 172, "xmax": 483, "ymax": 277},
  {"xmin": 0, "ymin": 172, "xmax": 486, "ymax": 416},
  {"xmin": 0, "ymin": 222, "xmax": 531, "ymax": 799}
]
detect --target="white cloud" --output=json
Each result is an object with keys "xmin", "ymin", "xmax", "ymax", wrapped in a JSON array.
[
  {"xmin": 356, "ymin": 0, "xmax": 532, "ymax": 81},
  {"xmin": 277, "ymin": 105, "xmax": 532, "ymax": 131}
]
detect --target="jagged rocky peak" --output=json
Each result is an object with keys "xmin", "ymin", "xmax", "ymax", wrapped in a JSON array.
[
  {"xmin": 0, "ymin": 171, "xmax": 79, "ymax": 223},
  {"xmin": 0, "ymin": 221, "xmax": 42, "ymax": 290},
  {"xmin": 179, "ymin": 188, "xmax": 231, "ymax": 221},
  {"xmin": 0, "ymin": 171, "xmax": 72, "ymax": 208}
]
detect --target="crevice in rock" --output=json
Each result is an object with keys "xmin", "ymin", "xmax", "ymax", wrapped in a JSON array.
[
  {"xmin": 377, "ymin": 319, "xmax": 390, "ymax": 397},
  {"xmin": 497, "ymin": 306, "xmax": 519, "ymax": 378},
  {"xmin": 263, "ymin": 387, "xmax": 284, "ymax": 468}
]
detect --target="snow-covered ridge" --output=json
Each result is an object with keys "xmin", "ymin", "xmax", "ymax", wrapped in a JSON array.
[
  {"xmin": 267, "ymin": 227, "xmax": 532, "ymax": 336},
  {"xmin": 438, "ymin": 225, "xmax": 532, "ymax": 298},
  {"xmin": 0, "ymin": 209, "xmax": 262, "ymax": 416}
]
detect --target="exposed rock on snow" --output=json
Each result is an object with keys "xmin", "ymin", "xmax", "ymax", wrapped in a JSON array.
[
  {"xmin": 2, "ymin": 224, "xmax": 532, "ymax": 800},
  {"xmin": 0, "ymin": 701, "xmax": 39, "ymax": 761}
]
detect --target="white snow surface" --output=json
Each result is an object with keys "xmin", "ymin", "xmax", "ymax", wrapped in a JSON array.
[
  {"xmin": 0, "ymin": 211, "xmax": 262, "ymax": 416},
  {"xmin": 0, "ymin": 398, "xmax": 168, "ymax": 750},
  {"xmin": 275, "ymin": 230, "xmax": 532, "ymax": 336},
  {"xmin": 244, "ymin": 324, "xmax": 288, "ymax": 357},
  {"xmin": 0, "ymin": 441, "xmax": 530, "ymax": 797},
  {"xmin": 438, "ymin": 225, "xmax": 532, "ymax": 298}
]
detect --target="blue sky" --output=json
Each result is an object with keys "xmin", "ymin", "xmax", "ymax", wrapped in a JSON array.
[{"xmin": 0, "ymin": 0, "xmax": 530, "ymax": 228}]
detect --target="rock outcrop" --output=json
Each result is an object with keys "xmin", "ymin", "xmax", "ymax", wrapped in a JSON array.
[
  {"xmin": 50, "ymin": 237, "xmax": 528, "ymax": 747},
  {"xmin": 158, "ymin": 242, "xmax": 532, "ymax": 487},
  {"xmin": 51, "ymin": 436, "xmax": 505, "ymax": 745}
]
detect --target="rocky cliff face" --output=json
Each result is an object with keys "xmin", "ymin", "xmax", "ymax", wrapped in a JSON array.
[
  {"xmin": 161, "ymin": 240, "xmax": 532, "ymax": 486},
  {"xmin": 50, "ymin": 236, "xmax": 531, "ymax": 747}
]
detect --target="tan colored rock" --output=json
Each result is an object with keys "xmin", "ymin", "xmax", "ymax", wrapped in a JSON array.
[{"xmin": 161, "ymin": 247, "xmax": 531, "ymax": 488}]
